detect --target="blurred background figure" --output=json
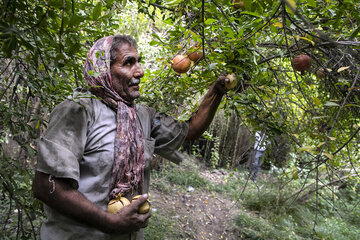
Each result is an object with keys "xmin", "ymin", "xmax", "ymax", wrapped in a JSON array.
[{"xmin": 250, "ymin": 131, "xmax": 269, "ymax": 181}]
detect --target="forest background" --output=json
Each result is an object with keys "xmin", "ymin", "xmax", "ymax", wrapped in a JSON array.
[{"xmin": 0, "ymin": 0, "xmax": 360, "ymax": 239}]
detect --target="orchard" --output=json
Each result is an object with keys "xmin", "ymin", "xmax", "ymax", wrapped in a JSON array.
[{"xmin": 1, "ymin": 0, "xmax": 360, "ymax": 239}]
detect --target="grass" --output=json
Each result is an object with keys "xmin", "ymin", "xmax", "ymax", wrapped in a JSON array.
[
  {"xmin": 150, "ymin": 156, "xmax": 215, "ymax": 192},
  {"xmin": 146, "ymin": 155, "xmax": 360, "ymax": 240},
  {"xmin": 144, "ymin": 210, "xmax": 186, "ymax": 240}
]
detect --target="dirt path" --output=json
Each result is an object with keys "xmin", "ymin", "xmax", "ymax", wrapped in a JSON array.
[{"xmin": 149, "ymin": 169, "xmax": 242, "ymax": 239}]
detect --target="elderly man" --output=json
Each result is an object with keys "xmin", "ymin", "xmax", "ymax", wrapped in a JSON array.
[{"xmin": 33, "ymin": 35, "xmax": 234, "ymax": 239}]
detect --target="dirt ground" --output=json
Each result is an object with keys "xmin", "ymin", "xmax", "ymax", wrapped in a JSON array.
[{"xmin": 149, "ymin": 169, "xmax": 242, "ymax": 239}]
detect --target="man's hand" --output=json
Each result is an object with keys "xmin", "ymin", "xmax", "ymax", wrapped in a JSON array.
[
  {"xmin": 106, "ymin": 195, "xmax": 151, "ymax": 233},
  {"xmin": 213, "ymin": 72, "xmax": 230, "ymax": 95},
  {"xmin": 33, "ymin": 171, "xmax": 151, "ymax": 234},
  {"xmin": 214, "ymin": 72, "xmax": 250, "ymax": 94}
]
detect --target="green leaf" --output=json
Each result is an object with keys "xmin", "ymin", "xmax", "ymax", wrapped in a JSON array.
[
  {"xmin": 312, "ymin": 96, "xmax": 322, "ymax": 106},
  {"xmin": 307, "ymin": 0, "xmax": 316, "ymax": 7},
  {"xmin": 92, "ymin": 2, "xmax": 102, "ymax": 20},
  {"xmin": 299, "ymin": 146, "xmax": 316, "ymax": 154},
  {"xmin": 323, "ymin": 152, "xmax": 334, "ymax": 160},
  {"xmin": 68, "ymin": 14, "xmax": 84, "ymax": 28},
  {"xmin": 283, "ymin": 0, "xmax": 297, "ymax": 13},
  {"xmin": 345, "ymin": 104, "xmax": 360, "ymax": 108},
  {"xmin": 240, "ymin": 11, "xmax": 260, "ymax": 18},
  {"xmin": 149, "ymin": 40, "xmax": 161, "ymax": 46},
  {"xmin": 26, "ymin": 144, "xmax": 36, "ymax": 158},
  {"xmin": 164, "ymin": 0, "xmax": 182, "ymax": 7},
  {"xmin": 205, "ymin": 19, "xmax": 217, "ymax": 25},
  {"xmin": 324, "ymin": 101, "xmax": 339, "ymax": 107},
  {"xmin": 2, "ymin": 34, "xmax": 17, "ymax": 58},
  {"xmin": 298, "ymin": 36, "xmax": 315, "ymax": 46},
  {"xmin": 350, "ymin": 25, "xmax": 360, "ymax": 39}
]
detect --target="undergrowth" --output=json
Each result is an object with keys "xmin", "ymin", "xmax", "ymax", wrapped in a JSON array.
[
  {"xmin": 147, "ymin": 155, "xmax": 360, "ymax": 239},
  {"xmin": 144, "ymin": 209, "xmax": 186, "ymax": 240}
]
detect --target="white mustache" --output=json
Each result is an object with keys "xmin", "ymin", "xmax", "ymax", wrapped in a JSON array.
[{"xmin": 129, "ymin": 78, "xmax": 141, "ymax": 86}]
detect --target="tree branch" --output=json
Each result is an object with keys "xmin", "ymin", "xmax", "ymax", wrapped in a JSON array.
[{"xmin": 212, "ymin": 0, "xmax": 238, "ymax": 35}]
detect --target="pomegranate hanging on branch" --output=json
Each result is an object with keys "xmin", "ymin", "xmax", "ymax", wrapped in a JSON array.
[{"xmin": 291, "ymin": 54, "xmax": 312, "ymax": 75}]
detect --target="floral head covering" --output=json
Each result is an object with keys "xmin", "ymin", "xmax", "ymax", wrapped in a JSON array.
[{"xmin": 84, "ymin": 36, "xmax": 145, "ymax": 199}]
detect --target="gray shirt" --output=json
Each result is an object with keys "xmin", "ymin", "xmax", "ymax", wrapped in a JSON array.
[{"xmin": 36, "ymin": 90, "xmax": 188, "ymax": 240}]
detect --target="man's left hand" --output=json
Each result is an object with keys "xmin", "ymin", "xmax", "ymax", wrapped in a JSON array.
[{"xmin": 213, "ymin": 72, "xmax": 230, "ymax": 95}]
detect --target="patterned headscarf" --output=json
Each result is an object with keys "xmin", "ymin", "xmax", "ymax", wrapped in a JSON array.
[{"xmin": 84, "ymin": 36, "xmax": 145, "ymax": 199}]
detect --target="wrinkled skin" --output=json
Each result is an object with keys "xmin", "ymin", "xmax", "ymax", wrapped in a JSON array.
[{"xmin": 110, "ymin": 44, "xmax": 144, "ymax": 103}]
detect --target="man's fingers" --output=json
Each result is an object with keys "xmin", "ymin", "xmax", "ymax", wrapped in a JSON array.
[
  {"xmin": 220, "ymin": 70, "xmax": 228, "ymax": 77},
  {"xmin": 131, "ymin": 194, "xmax": 148, "ymax": 208},
  {"xmin": 140, "ymin": 209, "xmax": 152, "ymax": 228}
]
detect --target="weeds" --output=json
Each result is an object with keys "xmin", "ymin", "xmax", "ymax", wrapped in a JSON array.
[
  {"xmin": 147, "ymin": 156, "xmax": 360, "ymax": 239},
  {"xmin": 144, "ymin": 210, "xmax": 186, "ymax": 240}
]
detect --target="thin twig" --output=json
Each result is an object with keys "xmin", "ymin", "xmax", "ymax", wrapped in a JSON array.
[
  {"xmin": 0, "ymin": 58, "xmax": 14, "ymax": 77},
  {"xmin": 59, "ymin": 0, "xmax": 66, "ymax": 54},
  {"xmin": 211, "ymin": 0, "xmax": 238, "ymax": 35},
  {"xmin": 0, "ymin": 62, "xmax": 18, "ymax": 102},
  {"xmin": 242, "ymin": 3, "xmax": 282, "ymax": 42},
  {"xmin": 202, "ymin": 0, "xmax": 205, "ymax": 60},
  {"xmin": 332, "ymin": 127, "xmax": 360, "ymax": 156},
  {"xmin": 140, "ymin": 0, "xmax": 175, "ymax": 11}
]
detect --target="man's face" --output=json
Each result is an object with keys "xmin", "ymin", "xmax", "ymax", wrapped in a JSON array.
[{"xmin": 110, "ymin": 43, "xmax": 144, "ymax": 102}]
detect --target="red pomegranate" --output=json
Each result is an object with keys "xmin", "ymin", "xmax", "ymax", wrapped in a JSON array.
[
  {"xmin": 172, "ymin": 55, "xmax": 191, "ymax": 74},
  {"xmin": 291, "ymin": 54, "xmax": 312, "ymax": 74},
  {"xmin": 187, "ymin": 49, "xmax": 203, "ymax": 62}
]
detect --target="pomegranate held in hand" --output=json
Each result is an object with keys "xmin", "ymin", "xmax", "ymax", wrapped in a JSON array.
[
  {"xmin": 225, "ymin": 73, "xmax": 238, "ymax": 90},
  {"xmin": 107, "ymin": 196, "xmax": 131, "ymax": 214},
  {"xmin": 132, "ymin": 195, "xmax": 151, "ymax": 214}
]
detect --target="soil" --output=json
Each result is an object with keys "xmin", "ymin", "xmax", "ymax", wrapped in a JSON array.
[{"xmin": 149, "ymin": 167, "xmax": 242, "ymax": 239}]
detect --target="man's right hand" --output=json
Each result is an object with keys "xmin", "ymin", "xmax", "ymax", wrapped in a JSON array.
[
  {"xmin": 106, "ymin": 194, "xmax": 151, "ymax": 233},
  {"xmin": 33, "ymin": 171, "xmax": 151, "ymax": 234}
]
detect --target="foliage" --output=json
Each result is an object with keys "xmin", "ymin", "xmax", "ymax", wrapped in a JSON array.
[
  {"xmin": 225, "ymin": 169, "xmax": 360, "ymax": 239},
  {"xmin": 149, "ymin": 155, "xmax": 360, "ymax": 239},
  {"xmin": 1, "ymin": 0, "xmax": 360, "ymax": 238},
  {"xmin": 151, "ymin": 155, "xmax": 215, "ymax": 191},
  {"xmin": 144, "ymin": 210, "xmax": 186, "ymax": 239},
  {"xmin": 0, "ymin": 156, "xmax": 44, "ymax": 239}
]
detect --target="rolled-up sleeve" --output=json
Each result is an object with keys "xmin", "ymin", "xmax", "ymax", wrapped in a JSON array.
[
  {"xmin": 36, "ymin": 100, "xmax": 89, "ymax": 188},
  {"xmin": 150, "ymin": 110, "xmax": 189, "ymax": 164}
]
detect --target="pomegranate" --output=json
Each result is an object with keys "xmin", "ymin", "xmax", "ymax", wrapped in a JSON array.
[
  {"xmin": 172, "ymin": 55, "xmax": 191, "ymax": 74},
  {"xmin": 187, "ymin": 48, "xmax": 203, "ymax": 62},
  {"xmin": 225, "ymin": 73, "xmax": 238, "ymax": 90},
  {"xmin": 291, "ymin": 54, "xmax": 312, "ymax": 74},
  {"xmin": 232, "ymin": 0, "xmax": 245, "ymax": 9},
  {"xmin": 107, "ymin": 196, "xmax": 131, "ymax": 214},
  {"xmin": 316, "ymin": 68, "xmax": 325, "ymax": 79},
  {"xmin": 132, "ymin": 195, "xmax": 151, "ymax": 214}
]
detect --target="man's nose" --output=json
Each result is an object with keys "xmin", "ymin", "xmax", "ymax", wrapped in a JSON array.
[{"xmin": 134, "ymin": 63, "xmax": 144, "ymax": 78}]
